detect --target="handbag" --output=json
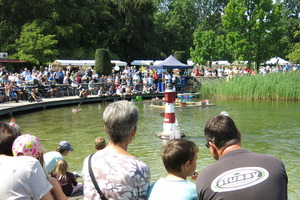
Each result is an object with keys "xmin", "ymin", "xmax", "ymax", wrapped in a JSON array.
[{"xmin": 88, "ymin": 153, "xmax": 107, "ymax": 200}]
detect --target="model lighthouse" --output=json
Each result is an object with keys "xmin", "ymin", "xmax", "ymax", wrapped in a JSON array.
[{"xmin": 156, "ymin": 83, "xmax": 182, "ymax": 140}]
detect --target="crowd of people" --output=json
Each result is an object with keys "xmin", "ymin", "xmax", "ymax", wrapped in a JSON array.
[
  {"xmin": 0, "ymin": 64, "xmax": 192, "ymax": 103},
  {"xmin": 192, "ymin": 63, "xmax": 299, "ymax": 77},
  {"xmin": 0, "ymin": 100, "xmax": 288, "ymax": 200},
  {"xmin": 1, "ymin": 62, "xmax": 298, "ymax": 103}
]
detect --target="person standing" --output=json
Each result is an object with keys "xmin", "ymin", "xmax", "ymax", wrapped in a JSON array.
[
  {"xmin": 82, "ymin": 100, "xmax": 150, "ymax": 199},
  {"xmin": 147, "ymin": 139, "xmax": 198, "ymax": 200},
  {"xmin": 44, "ymin": 140, "xmax": 74, "ymax": 175},
  {"xmin": 196, "ymin": 114, "xmax": 288, "ymax": 200}
]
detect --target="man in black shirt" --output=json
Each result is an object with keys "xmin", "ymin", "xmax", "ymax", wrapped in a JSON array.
[{"xmin": 196, "ymin": 114, "xmax": 288, "ymax": 200}]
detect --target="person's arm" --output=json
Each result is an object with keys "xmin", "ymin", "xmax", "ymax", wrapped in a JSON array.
[
  {"xmin": 69, "ymin": 172, "xmax": 78, "ymax": 186},
  {"xmin": 48, "ymin": 177, "xmax": 68, "ymax": 200},
  {"xmin": 40, "ymin": 191, "xmax": 54, "ymax": 200},
  {"xmin": 29, "ymin": 158, "xmax": 53, "ymax": 200}
]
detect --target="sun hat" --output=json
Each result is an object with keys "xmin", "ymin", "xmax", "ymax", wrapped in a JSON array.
[
  {"xmin": 59, "ymin": 141, "xmax": 74, "ymax": 151},
  {"xmin": 12, "ymin": 134, "xmax": 45, "ymax": 159}
]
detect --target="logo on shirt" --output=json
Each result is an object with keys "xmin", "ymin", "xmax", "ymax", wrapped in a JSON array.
[{"xmin": 211, "ymin": 167, "xmax": 269, "ymax": 192}]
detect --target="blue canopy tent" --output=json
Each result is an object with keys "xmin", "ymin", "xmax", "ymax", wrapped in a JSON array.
[
  {"xmin": 150, "ymin": 55, "xmax": 193, "ymax": 69},
  {"xmin": 150, "ymin": 55, "xmax": 193, "ymax": 92}
]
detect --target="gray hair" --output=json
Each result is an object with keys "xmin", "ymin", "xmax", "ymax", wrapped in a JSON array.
[{"xmin": 103, "ymin": 100, "xmax": 139, "ymax": 143}]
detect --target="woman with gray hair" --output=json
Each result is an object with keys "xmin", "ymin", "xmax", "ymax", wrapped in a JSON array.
[{"xmin": 82, "ymin": 100, "xmax": 150, "ymax": 200}]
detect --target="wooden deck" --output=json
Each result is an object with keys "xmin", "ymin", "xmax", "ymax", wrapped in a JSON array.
[{"xmin": 0, "ymin": 93, "xmax": 165, "ymax": 116}]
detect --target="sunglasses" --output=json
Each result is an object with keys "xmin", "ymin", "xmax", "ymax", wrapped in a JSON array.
[{"xmin": 205, "ymin": 141, "xmax": 212, "ymax": 148}]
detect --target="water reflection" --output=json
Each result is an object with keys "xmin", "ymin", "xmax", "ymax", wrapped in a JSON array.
[{"xmin": 4, "ymin": 99, "xmax": 299, "ymax": 199}]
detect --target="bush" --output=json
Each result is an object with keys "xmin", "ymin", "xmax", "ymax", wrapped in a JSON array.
[{"xmin": 95, "ymin": 49, "xmax": 111, "ymax": 75}]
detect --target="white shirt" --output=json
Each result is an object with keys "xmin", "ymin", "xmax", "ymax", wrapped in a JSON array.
[{"xmin": 0, "ymin": 156, "xmax": 52, "ymax": 200}]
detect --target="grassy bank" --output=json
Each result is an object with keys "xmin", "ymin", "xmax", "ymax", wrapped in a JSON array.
[{"xmin": 200, "ymin": 71, "xmax": 300, "ymax": 101}]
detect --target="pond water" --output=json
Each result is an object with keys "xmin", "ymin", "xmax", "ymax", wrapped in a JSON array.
[{"xmin": 4, "ymin": 99, "xmax": 299, "ymax": 199}]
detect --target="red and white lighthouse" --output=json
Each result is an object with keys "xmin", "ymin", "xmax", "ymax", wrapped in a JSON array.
[{"xmin": 158, "ymin": 83, "xmax": 181, "ymax": 139}]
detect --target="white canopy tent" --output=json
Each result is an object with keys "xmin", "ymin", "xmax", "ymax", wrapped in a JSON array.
[
  {"xmin": 265, "ymin": 57, "xmax": 291, "ymax": 65},
  {"xmin": 111, "ymin": 60, "xmax": 127, "ymax": 66},
  {"xmin": 51, "ymin": 59, "xmax": 127, "ymax": 69},
  {"xmin": 153, "ymin": 60, "xmax": 163, "ymax": 65},
  {"xmin": 130, "ymin": 60, "xmax": 154, "ymax": 66},
  {"xmin": 187, "ymin": 60, "xmax": 194, "ymax": 66},
  {"xmin": 211, "ymin": 60, "xmax": 231, "ymax": 66}
]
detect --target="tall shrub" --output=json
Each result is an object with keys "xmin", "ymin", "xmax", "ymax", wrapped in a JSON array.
[
  {"xmin": 174, "ymin": 51, "xmax": 187, "ymax": 64},
  {"xmin": 95, "ymin": 49, "xmax": 111, "ymax": 75}
]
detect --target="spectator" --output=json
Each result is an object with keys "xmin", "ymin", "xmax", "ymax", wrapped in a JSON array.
[
  {"xmin": 147, "ymin": 139, "xmax": 199, "ymax": 200},
  {"xmin": 196, "ymin": 114, "xmax": 288, "ymax": 200},
  {"xmin": 88, "ymin": 79, "xmax": 96, "ymax": 94},
  {"xmin": 50, "ymin": 82, "xmax": 58, "ymax": 98},
  {"xmin": 82, "ymin": 100, "xmax": 150, "ymax": 199},
  {"xmin": 0, "ymin": 122, "xmax": 53, "ymax": 199},
  {"xmin": 79, "ymin": 88, "xmax": 88, "ymax": 98},
  {"xmin": 94, "ymin": 136, "xmax": 106, "ymax": 151},
  {"xmin": 53, "ymin": 159, "xmax": 83, "ymax": 196},
  {"xmin": 12, "ymin": 134, "xmax": 68, "ymax": 200},
  {"xmin": 44, "ymin": 140, "xmax": 74, "ymax": 175}
]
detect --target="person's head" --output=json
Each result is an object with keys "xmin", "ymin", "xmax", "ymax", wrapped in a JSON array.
[
  {"xmin": 162, "ymin": 139, "xmax": 199, "ymax": 176},
  {"xmin": 12, "ymin": 134, "xmax": 45, "ymax": 165},
  {"xmin": 56, "ymin": 140, "xmax": 74, "ymax": 155},
  {"xmin": 53, "ymin": 159, "xmax": 68, "ymax": 177},
  {"xmin": 0, "ymin": 122, "xmax": 21, "ymax": 156},
  {"xmin": 204, "ymin": 114, "xmax": 241, "ymax": 150},
  {"xmin": 103, "ymin": 100, "xmax": 138, "ymax": 144},
  {"xmin": 94, "ymin": 137, "xmax": 106, "ymax": 150}
]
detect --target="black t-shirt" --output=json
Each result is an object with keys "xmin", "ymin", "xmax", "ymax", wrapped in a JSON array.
[{"xmin": 196, "ymin": 149, "xmax": 287, "ymax": 200}]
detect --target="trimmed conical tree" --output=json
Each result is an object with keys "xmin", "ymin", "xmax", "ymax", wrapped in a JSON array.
[
  {"xmin": 174, "ymin": 51, "xmax": 187, "ymax": 64},
  {"xmin": 95, "ymin": 49, "xmax": 112, "ymax": 75}
]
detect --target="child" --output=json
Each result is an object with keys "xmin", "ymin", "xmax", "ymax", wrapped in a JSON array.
[
  {"xmin": 94, "ymin": 136, "xmax": 106, "ymax": 151},
  {"xmin": 146, "ymin": 139, "xmax": 199, "ymax": 200},
  {"xmin": 53, "ymin": 159, "xmax": 83, "ymax": 196},
  {"xmin": 12, "ymin": 134, "xmax": 68, "ymax": 200}
]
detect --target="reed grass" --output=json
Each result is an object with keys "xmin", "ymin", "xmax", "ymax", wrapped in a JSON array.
[{"xmin": 200, "ymin": 71, "xmax": 300, "ymax": 101}]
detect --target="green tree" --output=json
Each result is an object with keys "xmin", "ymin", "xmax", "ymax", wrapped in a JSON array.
[
  {"xmin": 287, "ymin": 43, "xmax": 300, "ymax": 63},
  {"xmin": 191, "ymin": 30, "xmax": 225, "ymax": 66},
  {"xmin": 279, "ymin": 0, "xmax": 300, "ymax": 58},
  {"xmin": 287, "ymin": 23, "xmax": 300, "ymax": 63},
  {"xmin": 154, "ymin": 0, "xmax": 200, "ymax": 58},
  {"xmin": 222, "ymin": 0, "xmax": 283, "ymax": 70},
  {"xmin": 95, "ymin": 49, "xmax": 111, "ymax": 75},
  {"xmin": 13, "ymin": 21, "xmax": 58, "ymax": 65},
  {"xmin": 0, "ymin": 0, "xmax": 50, "ymax": 53},
  {"xmin": 107, "ymin": 0, "xmax": 156, "ymax": 62},
  {"xmin": 174, "ymin": 51, "xmax": 187, "ymax": 64},
  {"xmin": 195, "ymin": 0, "xmax": 230, "ymax": 33}
]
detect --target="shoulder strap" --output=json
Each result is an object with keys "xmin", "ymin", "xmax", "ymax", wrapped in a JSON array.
[{"xmin": 88, "ymin": 153, "xmax": 107, "ymax": 200}]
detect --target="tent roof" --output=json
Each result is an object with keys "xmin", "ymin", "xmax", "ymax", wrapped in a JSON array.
[
  {"xmin": 265, "ymin": 57, "xmax": 291, "ymax": 65},
  {"xmin": 211, "ymin": 60, "xmax": 231, "ymax": 66},
  {"xmin": 130, "ymin": 60, "xmax": 154, "ymax": 66},
  {"xmin": 150, "ymin": 55, "xmax": 193, "ymax": 69},
  {"xmin": 111, "ymin": 60, "xmax": 127, "ymax": 66},
  {"xmin": 52, "ymin": 59, "xmax": 127, "ymax": 67}
]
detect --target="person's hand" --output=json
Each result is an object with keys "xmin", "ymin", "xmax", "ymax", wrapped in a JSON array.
[{"xmin": 190, "ymin": 171, "xmax": 198, "ymax": 180}]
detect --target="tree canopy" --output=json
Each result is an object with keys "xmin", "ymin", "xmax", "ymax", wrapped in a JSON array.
[{"xmin": 0, "ymin": 0, "xmax": 299, "ymax": 67}]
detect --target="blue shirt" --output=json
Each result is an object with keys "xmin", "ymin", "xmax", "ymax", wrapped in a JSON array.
[{"xmin": 147, "ymin": 178, "xmax": 197, "ymax": 200}]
